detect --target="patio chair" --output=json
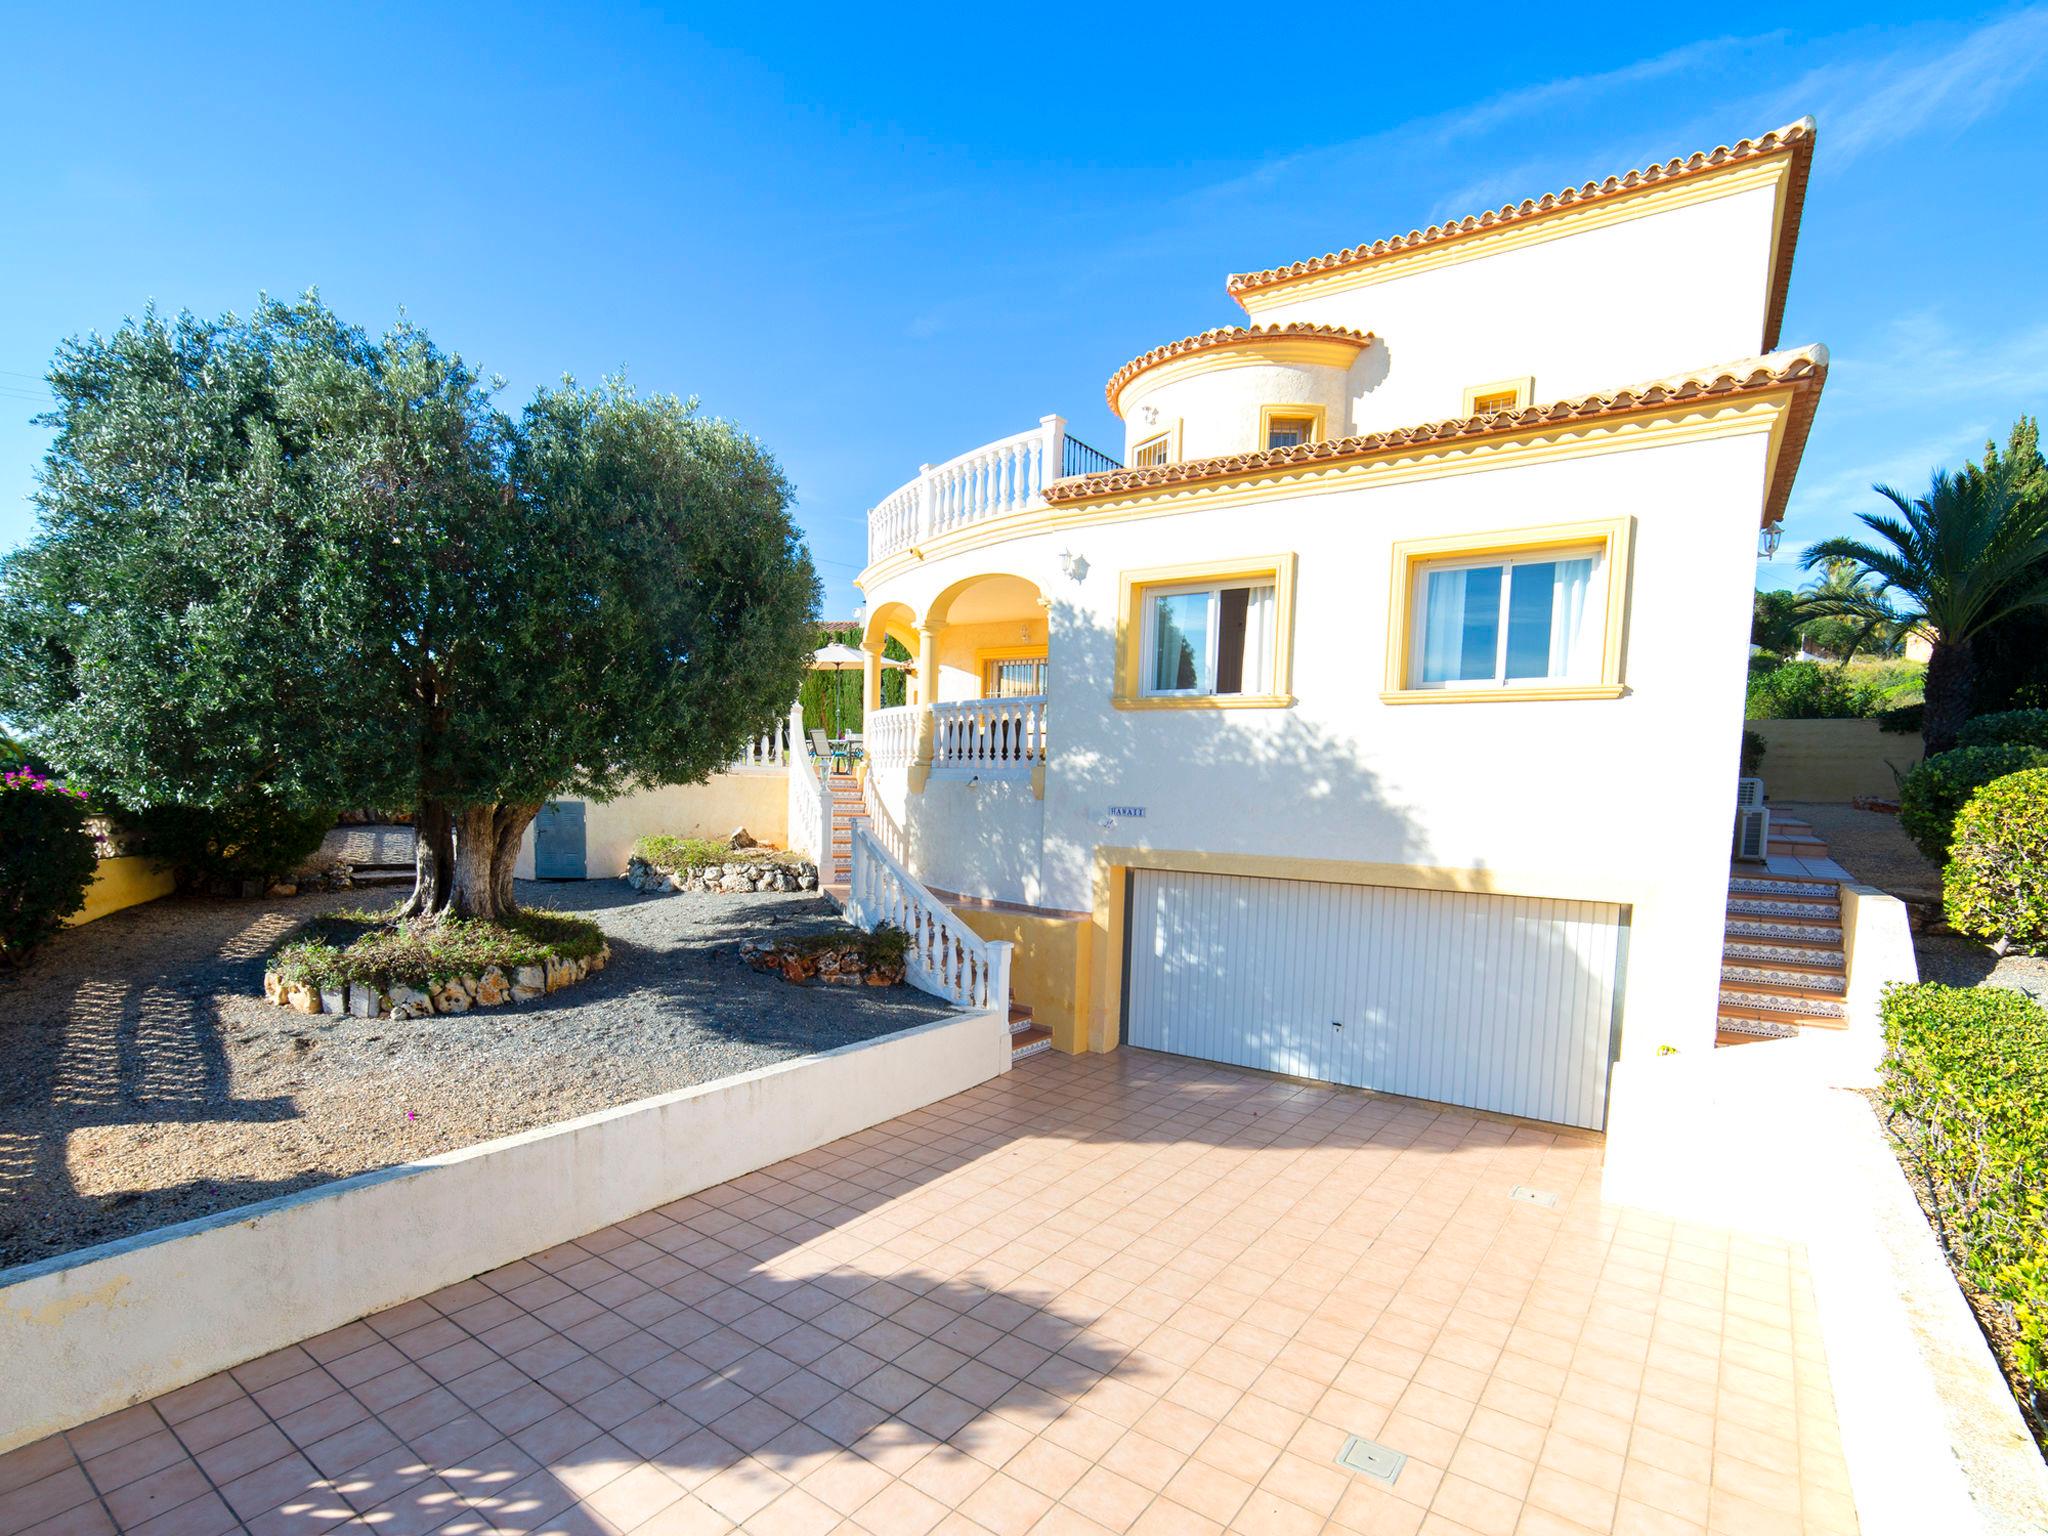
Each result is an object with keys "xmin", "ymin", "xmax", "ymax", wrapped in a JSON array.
[{"xmin": 809, "ymin": 728, "xmax": 851, "ymax": 775}]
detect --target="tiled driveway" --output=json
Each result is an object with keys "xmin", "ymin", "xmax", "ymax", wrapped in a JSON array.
[{"xmin": 0, "ymin": 1052, "xmax": 1856, "ymax": 1536}]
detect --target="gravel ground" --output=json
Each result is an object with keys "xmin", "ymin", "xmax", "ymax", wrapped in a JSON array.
[
  {"xmin": 0, "ymin": 881, "xmax": 954, "ymax": 1270},
  {"xmin": 1779, "ymin": 800, "xmax": 2048, "ymax": 1004}
]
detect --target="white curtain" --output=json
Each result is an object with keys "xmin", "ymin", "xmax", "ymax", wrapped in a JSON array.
[
  {"xmin": 1420, "ymin": 569, "xmax": 1472, "ymax": 685},
  {"xmin": 1547, "ymin": 557, "xmax": 1596, "ymax": 679},
  {"xmin": 1242, "ymin": 585, "xmax": 1275, "ymax": 693}
]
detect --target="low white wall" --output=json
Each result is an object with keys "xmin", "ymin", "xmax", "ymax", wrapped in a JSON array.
[
  {"xmin": 515, "ymin": 771, "xmax": 791, "ymax": 879},
  {"xmin": 0, "ymin": 1010, "xmax": 1008, "ymax": 1453}
]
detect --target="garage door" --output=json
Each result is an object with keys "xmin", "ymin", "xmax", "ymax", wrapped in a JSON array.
[{"xmin": 1125, "ymin": 871, "xmax": 1627, "ymax": 1129}]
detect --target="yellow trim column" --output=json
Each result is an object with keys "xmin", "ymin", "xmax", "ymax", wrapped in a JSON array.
[
  {"xmin": 861, "ymin": 645, "xmax": 882, "ymax": 714},
  {"xmin": 909, "ymin": 627, "xmax": 940, "ymax": 793}
]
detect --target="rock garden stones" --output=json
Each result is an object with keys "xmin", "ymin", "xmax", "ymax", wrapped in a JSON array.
[
  {"xmin": 259, "ymin": 943, "xmax": 610, "ymax": 1022},
  {"xmin": 624, "ymin": 836, "xmax": 819, "ymax": 896},
  {"xmin": 740, "ymin": 934, "xmax": 906, "ymax": 988}
]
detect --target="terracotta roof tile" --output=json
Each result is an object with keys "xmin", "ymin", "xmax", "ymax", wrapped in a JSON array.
[
  {"xmin": 1050, "ymin": 344, "xmax": 1828, "ymax": 527},
  {"xmin": 1105, "ymin": 323, "xmax": 1375, "ymax": 414},
  {"xmin": 1226, "ymin": 118, "xmax": 1817, "ymax": 349}
]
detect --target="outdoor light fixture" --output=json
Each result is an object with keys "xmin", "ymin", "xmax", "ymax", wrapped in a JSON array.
[
  {"xmin": 1058, "ymin": 548, "xmax": 1089, "ymax": 582},
  {"xmin": 1759, "ymin": 520, "xmax": 1784, "ymax": 559}
]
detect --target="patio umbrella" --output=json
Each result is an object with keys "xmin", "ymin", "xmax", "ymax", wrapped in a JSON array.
[{"xmin": 808, "ymin": 643, "xmax": 907, "ymax": 671}]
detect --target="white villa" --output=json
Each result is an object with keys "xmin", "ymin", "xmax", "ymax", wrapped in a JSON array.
[{"xmin": 829, "ymin": 120, "xmax": 1827, "ymax": 1130}]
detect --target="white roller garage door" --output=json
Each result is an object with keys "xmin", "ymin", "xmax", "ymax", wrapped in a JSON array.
[{"xmin": 1125, "ymin": 871, "xmax": 1627, "ymax": 1129}]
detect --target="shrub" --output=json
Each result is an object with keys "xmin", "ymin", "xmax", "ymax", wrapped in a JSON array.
[
  {"xmin": 1878, "ymin": 701, "xmax": 1925, "ymax": 736},
  {"xmin": 270, "ymin": 908, "xmax": 606, "ymax": 990},
  {"xmin": 1879, "ymin": 983, "xmax": 2048, "ymax": 1407},
  {"xmin": 1899, "ymin": 743, "xmax": 2048, "ymax": 865},
  {"xmin": 1740, "ymin": 729, "xmax": 1766, "ymax": 776},
  {"xmin": 131, "ymin": 799, "xmax": 334, "ymax": 885},
  {"xmin": 1944, "ymin": 770, "xmax": 2048, "ymax": 955},
  {"xmin": 0, "ymin": 768, "xmax": 100, "ymax": 967},
  {"xmin": 1745, "ymin": 661, "xmax": 1881, "ymax": 720},
  {"xmin": 1958, "ymin": 710, "xmax": 2048, "ymax": 752},
  {"xmin": 633, "ymin": 834, "xmax": 803, "ymax": 872}
]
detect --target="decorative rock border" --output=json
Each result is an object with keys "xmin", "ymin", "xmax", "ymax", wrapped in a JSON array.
[
  {"xmin": 261, "ymin": 944, "xmax": 611, "ymax": 1020},
  {"xmin": 740, "ymin": 935, "xmax": 904, "ymax": 988},
  {"xmin": 625, "ymin": 854, "xmax": 818, "ymax": 895}
]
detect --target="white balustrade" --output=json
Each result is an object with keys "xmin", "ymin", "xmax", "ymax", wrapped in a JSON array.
[
  {"xmin": 784, "ymin": 702, "xmax": 832, "ymax": 866},
  {"xmin": 730, "ymin": 719, "xmax": 791, "ymax": 770},
  {"xmin": 866, "ymin": 416, "xmax": 1067, "ymax": 565},
  {"xmin": 864, "ymin": 705, "xmax": 917, "ymax": 771},
  {"xmin": 930, "ymin": 696, "xmax": 1045, "ymax": 775},
  {"xmin": 849, "ymin": 823, "xmax": 1012, "ymax": 1017}
]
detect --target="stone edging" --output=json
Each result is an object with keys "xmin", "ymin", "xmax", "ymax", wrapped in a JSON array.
[
  {"xmin": 261, "ymin": 945, "xmax": 611, "ymax": 1020},
  {"xmin": 625, "ymin": 855, "xmax": 819, "ymax": 895}
]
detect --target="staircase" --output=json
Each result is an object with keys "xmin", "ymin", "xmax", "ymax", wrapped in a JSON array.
[
  {"xmin": 1720, "ymin": 805, "xmax": 1851, "ymax": 1044},
  {"xmin": 824, "ymin": 772, "xmax": 864, "ymax": 887},
  {"xmin": 1010, "ymin": 1002, "xmax": 1053, "ymax": 1061}
]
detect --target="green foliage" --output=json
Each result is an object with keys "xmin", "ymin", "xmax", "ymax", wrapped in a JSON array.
[
  {"xmin": 1958, "ymin": 710, "xmax": 2048, "ymax": 751},
  {"xmin": 1750, "ymin": 588, "xmax": 1804, "ymax": 658},
  {"xmin": 1740, "ymin": 729, "xmax": 1765, "ymax": 776},
  {"xmin": 1899, "ymin": 743, "xmax": 2048, "ymax": 865},
  {"xmin": 130, "ymin": 800, "xmax": 334, "ymax": 884},
  {"xmin": 1802, "ymin": 422, "xmax": 2048, "ymax": 752},
  {"xmin": 1943, "ymin": 770, "xmax": 2048, "ymax": 955},
  {"xmin": 0, "ymin": 296, "xmax": 819, "ymax": 919},
  {"xmin": 1878, "ymin": 702, "xmax": 1925, "ymax": 736},
  {"xmin": 1747, "ymin": 650, "xmax": 1783, "ymax": 680},
  {"xmin": 796, "ymin": 623, "xmax": 910, "ymax": 740},
  {"xmin": 633, "ymin": 835, "xmax": 803, "ymax": 872},
  {"xmin": 0, "ymin": 767, "xmax": 98, "ymax": 967},
  {"xmin": 1745, "ymin": 660, "xmax": 1926, "ymax": 720},
  {"xmin": 1971, "ymin": 420, "xmax": 2048, "ymax": 717},
  {"xmin": 270, "ymin": 909, "xmax": 605, "ymax": 990},
  {"xmin": 1879, "ymin": 982, "xmax": 2048, "ymax": 1400},
  {"xmin": 777, "ymin": 922, "xmax": 909, "ymax": 968}
]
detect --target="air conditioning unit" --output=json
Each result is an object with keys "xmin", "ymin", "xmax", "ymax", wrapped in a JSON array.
[
  {"xmin": 1736, "ymin": 776, "xmax": 1766, "ymax": 808},
  {"xmin": 1733, "ymin": 805, "xmax": 1771, "ymax": 862}
]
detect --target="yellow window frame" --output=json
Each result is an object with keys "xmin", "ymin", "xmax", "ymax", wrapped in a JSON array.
[
  {"xmin": 1130, "ymin": 419, "xmax": 1180, "ymax": 469},
  {"xmin": 1115, "ymin": 554, "xmax": 1298, "ymax": 711},
  {"xmin": 1381, "ymin": 517, "xmax": 1633, "ymax": 704},
  {"xmin": 1259, "ymin": 403, "xmax": 1327, "ymax": 452},
  {"xmin": 1462, "ymin": 376, "xmax": 1535, "ymax": 417}
]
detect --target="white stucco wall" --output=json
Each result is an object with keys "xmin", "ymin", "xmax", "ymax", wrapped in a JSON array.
[
  {"xmin": 865, "ymin": 422, "xmax": 1769, "ymax": 1058},
  {"xmin": 1245, "ymin": 183, "xmax": 1781, "ymax": 431},
  {"xmin": 1122, "ymin": 356, "xmax": 1362, "ymax": 464}
]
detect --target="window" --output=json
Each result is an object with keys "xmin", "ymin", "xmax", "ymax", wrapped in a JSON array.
[
  {"xmin": 1412, "ymin": 551, "xmax": 1601, "ymax": 687},
  {"xmin": 1461, "ymin": 376, "xmax": 1534, "ymax": 417},
  {"xmin": 981, "ymin": 654, "xmax": 1046, "ymax": 697},
  {"xmin": 1260, "ymin": 404, "xmax": 1326, "ymax": 452},
  {"xmin": 1116, "ymin": 556, "xmax": 1298, "ymax": 709},
  {"xmin": 1383, "ymin": 519, "xmax": 1632, "ymax": 703},
  {"xmin": 1132, "ymin": 434, "xmax": 1171, "ymax": 468}
]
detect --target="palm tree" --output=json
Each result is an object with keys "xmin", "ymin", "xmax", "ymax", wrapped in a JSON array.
[
  {"xmin": 1795, "ymin": 557, "xmax": 1903, "ymax": 660},
  {"xmin": 1801, "ymin": 453, "xmax": 2048, "ymax": 755}
]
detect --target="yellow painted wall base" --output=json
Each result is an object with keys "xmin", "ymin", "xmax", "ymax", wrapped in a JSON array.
[
  {"xmin": 66, "ymin": 857, "xmax": 176, "ymax": 927},
  {"xmin": 950, "ymin": 906, "xmax": 1092, "ymax": 1053}
]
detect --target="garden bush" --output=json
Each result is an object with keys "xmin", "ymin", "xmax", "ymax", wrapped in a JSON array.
[
  {"xmin": 1958, "ymin": 710, "xmax": 2048, "ymax": 752},
  {"xmin": 1879, "ymin": 983, "xmax": 2048, "ymax": 1412},
  {"xmin": 131, "ymin": 798, "xmax": 334, "ymax": 886},
  {"xmin": 1878, "ymin": 701, "xmax": 1925, "ymax": 735},
  {"xmin": 1745, "ymin": 661, "xmax": 1880, "ymax": 720},
  {"xmin": 1899, "ymin": 743, "xmax": 2048, "ymax": 865},
  {"xmin": 1944, "ymin": 770, "xmax": 2048, "ymax": 955},
  {"xmin": 270, "ymin": 908, "xmax": 606, "ymax": 990},
  {"xmin": 0, "ymin": 767, "xmax": 99, "ymax": 967},
  {"xmin": 632, "ymin": 834, "xmax": 803, "ymax": 872},
  {"xmin": 1740, "ymin": 729, "xmax": 1766, "ymax": 777}
]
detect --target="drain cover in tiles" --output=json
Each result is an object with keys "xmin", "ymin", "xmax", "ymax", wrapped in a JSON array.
[
  {"xmin": 1335, "ymin": 1434, "xmax": 1406, "ymax": 1485},
  {"xmin": 1509, "ymin": 1185, "xmax": 1560, "ymax": 1209}
]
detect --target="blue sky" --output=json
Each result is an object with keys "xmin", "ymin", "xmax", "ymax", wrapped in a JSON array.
[{"xmin": 2, "ymin": 4, "xmax": 2043, "ymax": 617}]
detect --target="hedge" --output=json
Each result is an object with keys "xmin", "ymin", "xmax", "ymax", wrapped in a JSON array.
[
  {"xmin": 1958, "ymin": 710, "xmax": 2048, "ymax": 751},
  {"xmin": 1944, "ymin": 770, "xmax": 2048, "ymax": 956},
  {"xmin": 1898, "ymin": 743, "xmax": 2048, "ymax": 866},
  {"xmin": 0, "ymin": 768, "xmax": 99, "ymax": 967},
  {"xmin": 1879, "ymin": 983, "xmax": 2048, "ymax": 1407}
]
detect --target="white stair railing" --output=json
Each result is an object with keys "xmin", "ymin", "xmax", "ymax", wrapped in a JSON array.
[
  {"xmin": 931, "ymin": 696, "xmax": 1045, "ymax": 774},
  {"xmin": 849, "ymin": 823, "xmax": 1011, "ymax": 1017},
  {"xmin": 865, "ymin": 705, "xmax": 917, "ymax": 771},
  {"xmin": 785, "ymin": 702, "xmax": 831, "ymax": 866}
]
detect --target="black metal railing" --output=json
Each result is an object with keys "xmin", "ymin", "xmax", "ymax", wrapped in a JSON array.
[{"xmin": 1061, "ymin": 435, "xmax": 1121, "ymax": 477}]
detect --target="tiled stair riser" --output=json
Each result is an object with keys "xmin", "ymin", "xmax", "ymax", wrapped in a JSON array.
[
  {"xmin": 1727, "ymin": 897, "xmax": 1841, "ymax": 920},
  {"xmin": 1720, "ymin": 965, "xmax": 1848, "ymax": 994},
  {"xmin": 1722, "ymin": 941, "xmax": 1845, "ymax": 967},
  {"xmin": 1719, "ymin": 988, "xmax": 1847, "ymax": 1019},
  {"xmin": 1717, "ymin": 1016, "xmax": 1801, "ymax": 1040},
  {"xmin": 1729, "ymin": 877, "xmax": 1836, "ymax": 898},
  {"xmin": 1724, "ymin": 919, "xmax": 1842, "ymax": 944}
]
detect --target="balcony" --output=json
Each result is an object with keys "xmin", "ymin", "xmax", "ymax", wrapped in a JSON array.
[{"xmin": 867, "ymin": 414, "xmax": 1119, "ymax": 566}]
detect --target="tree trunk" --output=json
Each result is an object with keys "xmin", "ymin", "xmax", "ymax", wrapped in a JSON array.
[
  {"xmin": 405, "ymin": 800, "xmax": 541, "ymax": 922},
  {"xmin": 1923, "ymin": 638, "xmax": 1976, "ymax": 756},
  {"xmin": 399, "ymin": 801, "xmax": 454, "ymax": 918}
]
